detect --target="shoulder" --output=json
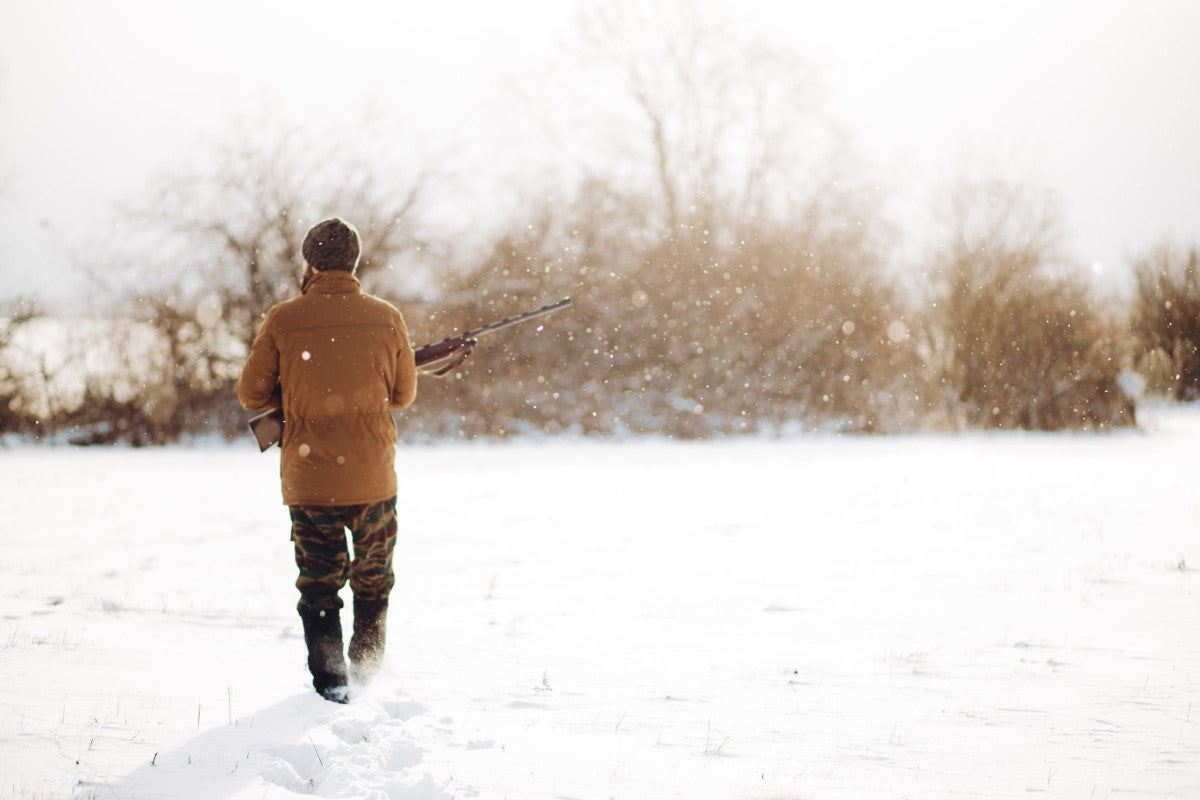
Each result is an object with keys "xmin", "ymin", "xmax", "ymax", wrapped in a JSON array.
[
  {"xmin": 361, "ymin": 293, "xmax": 409, "ymax": 328},
  {"xmin": 361, "ymin": 292, "xmax": 403, "ymax": 316},
  {"xmin": 268, "ymin": 294, "xmax": 306, "ymax": 316},
  {"xmin": 252, "ymin": 298, "xmax": 293, "ymax": 332},
  {"xmin": 253, "ymin": 298, "xmax": 288, "ymax": 330}
]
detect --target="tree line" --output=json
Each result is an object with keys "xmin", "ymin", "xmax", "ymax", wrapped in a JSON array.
[{"xmin": 2, "ymin": 164, "xmax": 1195, "ymax": 445}]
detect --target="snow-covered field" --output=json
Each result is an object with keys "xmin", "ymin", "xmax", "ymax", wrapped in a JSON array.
[{"xmin": 2, "ymin": 411, "xmax": 1199, "ymax": 799}]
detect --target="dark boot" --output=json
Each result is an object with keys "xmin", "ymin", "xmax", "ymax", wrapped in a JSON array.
[
  {"xmin": 348, "ymin": 598, "xmax": 388, "ymax": 684},
  {"xmin": 299, "ymin": 607, "xmax": 350, "ymax": 703}
]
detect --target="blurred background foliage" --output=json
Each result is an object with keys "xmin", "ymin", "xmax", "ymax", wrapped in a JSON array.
[{"xmin": 0, "ymin": 2, "xmax": 1188, "ymax": 445}]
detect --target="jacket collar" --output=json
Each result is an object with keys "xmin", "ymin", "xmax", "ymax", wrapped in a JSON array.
[{"xmin": 302, "ymin": 269, "xmax": 361, "ymax": 296}]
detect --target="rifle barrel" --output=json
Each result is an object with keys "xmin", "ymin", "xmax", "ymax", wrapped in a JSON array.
[{"xmin": 460, "ymin": 297, "xmax": 573, "ymax": 340}]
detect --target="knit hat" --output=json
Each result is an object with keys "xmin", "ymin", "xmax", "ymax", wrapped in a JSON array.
[{"xmin": 302, "ymin": 218, "xmax": 361, "ymax": 273}]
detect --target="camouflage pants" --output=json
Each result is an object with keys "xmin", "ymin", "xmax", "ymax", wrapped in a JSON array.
[{"xmin": 289, "ymin": 496, "xmax": 397, "ymax": 614}]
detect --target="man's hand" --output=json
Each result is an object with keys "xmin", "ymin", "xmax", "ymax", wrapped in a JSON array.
[{"xmin": 427, "ymin": 341, "xmax": 474, "ymax": 377}]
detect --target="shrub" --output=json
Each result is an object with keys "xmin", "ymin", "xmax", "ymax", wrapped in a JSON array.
[
  {"xmin": 402, "ymin": 179, "xmax": 923, "ymax": 439},
  {"xmin": 1129, "ymin": 243, "xmax": 1200, "ymax": 400},
  {"xmin": 922, "ymin": 181, "xmax": 1134, "ymax": 430}
]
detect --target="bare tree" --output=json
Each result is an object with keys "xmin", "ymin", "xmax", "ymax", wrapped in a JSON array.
[
  {"xmin": 127, "ymin": 123, "xmax": 428, "ymax": 353},
  {"xmin": 566, "ymin": 0, "xmax": 838, "ymax": 240},
  {"xmin": 59, "ymin": 121, "xmax": 433, "ymax": 443},
  {"xmin": 1129, "ymin": 242, "xmax": 1200, "ymax": 400},
  {"xmin": 921, "ymin": 179, "xmax": 1133, "ymax": 430},
  {"xmin": 0, "ymin": 297, "xmax": 39, "ymax": 434},
  {"xmin": 408, "ymin": 0, "xmax": 914, "ymax": 439}
]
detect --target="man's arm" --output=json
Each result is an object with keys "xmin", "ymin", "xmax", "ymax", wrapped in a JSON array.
[
  {"xmin": 236, "ymin": 312, "xmax": 281, "ymax": 410},
  {"xmin": 390, "ymin": 315, "xmax": 418, "ymax": 410}
]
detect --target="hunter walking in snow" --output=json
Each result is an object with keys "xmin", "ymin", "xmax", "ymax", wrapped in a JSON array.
[{"xmin": 236, "ymin": 217, "xmax": 422, "ymax": 703}]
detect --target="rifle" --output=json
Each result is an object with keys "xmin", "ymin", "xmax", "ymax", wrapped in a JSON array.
[
  {"xmin": 249, "ymin": 297, "xmax": 572, "ymax": 451},
  {"xmin": 413, "ymin": 296, "xmax": 573, "ymax": 376}
]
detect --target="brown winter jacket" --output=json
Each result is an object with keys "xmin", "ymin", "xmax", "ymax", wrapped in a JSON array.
[{"xmin": 236, "ymin": 269, "xmax": 418, "ymax": 506}]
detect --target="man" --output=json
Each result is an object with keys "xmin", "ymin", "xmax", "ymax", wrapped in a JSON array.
[{"xmin": 237, "ymin": 217, "xmax": 436, "ymax": 703}]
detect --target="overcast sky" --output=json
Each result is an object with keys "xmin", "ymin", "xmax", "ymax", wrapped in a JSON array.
[{"xmin": 2, "ymin": 0, "xmax": 1198, "ymax": 307}]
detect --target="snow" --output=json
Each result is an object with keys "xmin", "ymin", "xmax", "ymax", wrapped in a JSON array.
[{"xmin": 2, "ymin": 413, "xmax": 1199, "ymax": 799}]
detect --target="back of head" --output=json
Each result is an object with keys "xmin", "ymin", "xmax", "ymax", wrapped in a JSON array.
[{"xmin": 302, "ymin": 218, "xmax": 361, "ymax": 273}]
